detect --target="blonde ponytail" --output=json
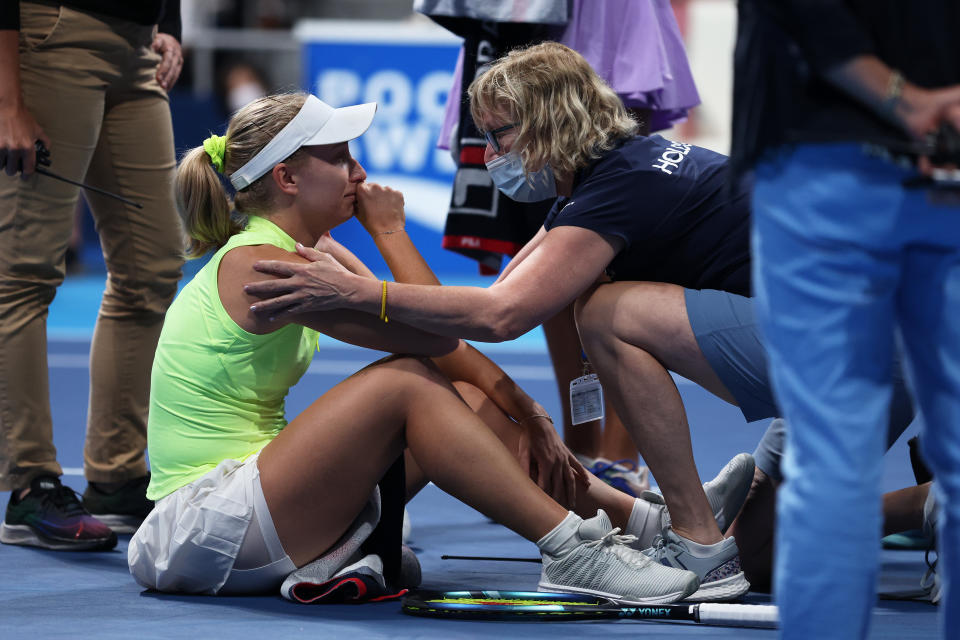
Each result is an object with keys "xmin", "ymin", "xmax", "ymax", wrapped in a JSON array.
[{"xmin": 174, "ymin": 146, "xmax": 242, "ymax": 259}]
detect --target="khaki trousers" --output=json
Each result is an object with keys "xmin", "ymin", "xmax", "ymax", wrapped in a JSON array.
[{"xmin": 0, "ymin": 2, "xmax": 185, "ymax": 491}]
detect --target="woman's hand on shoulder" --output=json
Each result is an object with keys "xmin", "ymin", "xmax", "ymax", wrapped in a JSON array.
[
  {"xmin": 355, "ymin": 182, "xmax": 405, "ymax": 236},
  {"xmin": 245, "ymin": 244, "xmax": 362, "ymax": 322},
  {"xmin": 219, "ymin": 244, "xmax": 312, "ymax": 334}
]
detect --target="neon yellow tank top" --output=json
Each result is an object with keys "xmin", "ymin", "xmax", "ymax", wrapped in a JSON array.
[{"xmin": 146, "ymin": 216, "xmax": 320, "ymax": 500}]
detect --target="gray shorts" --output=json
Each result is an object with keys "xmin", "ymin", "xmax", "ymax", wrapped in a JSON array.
[{"xmin": 684, "ymin": 288, "xmax": 777, "ymax": 423}]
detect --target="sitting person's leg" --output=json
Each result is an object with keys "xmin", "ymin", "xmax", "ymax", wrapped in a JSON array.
[
  {"xmin": 259, "ymin": 356, "xmax": 561, "ymax": 566},
  {"xmin": 451, "ymin": 381, "xmax": 650, "ymax": 540},
  {"xmin": 452, "ymin": 380, "xmax": 753, "ymax": 548},
  {"xmin": 258, "ymin": 355, "xmax": 699, "ymax": 602}
]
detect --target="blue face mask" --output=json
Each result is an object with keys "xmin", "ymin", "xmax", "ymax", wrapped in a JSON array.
[{"xmin": 485, "ymin": 150, "xmax": 557, "ymax": 202}]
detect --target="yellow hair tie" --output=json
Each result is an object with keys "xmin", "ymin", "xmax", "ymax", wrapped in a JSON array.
[{"xmin": 202, "ymin": 134, "xmax": 226, "ymax": 173}]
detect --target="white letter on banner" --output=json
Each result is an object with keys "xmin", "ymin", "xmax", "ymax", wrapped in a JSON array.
[
  {"xmin": 399, "ymin": 123, "xmax": 432, "ymax": 171},
  {"xmin": 433, "ymin": 147, "xmax": 456, "ymax": 173},
  {"xmin": 364, "ymin": 71, "xmax": 412, "ymax": 122},
  {"xmin": 316, "ymin": 70, "xmax": 361, "ymax": 108},
  {"xmin": 361, "ymin": 125, "xmax": 401, "ymax": 170},
  {"xmin": 417, "ymin": 71, "xmax": 453, "ymax": 123},
  {"xmin": 361, "ymin": 123, "xmax": 431, "ymax": 172}
]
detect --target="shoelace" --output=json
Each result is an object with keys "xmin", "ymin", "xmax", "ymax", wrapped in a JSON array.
[
  {"xmin": 39, "ymin": 483, "xmax": 87, "ymax": 518},
  {"xmin": 920, "ymin": 545, "xmax": 940, "ymax": 603},
  {"xmin": 648, "ymin": 533, "xmax": 682, "ymax": 560},
  {"xmin": 584, "ymin": 527, "xmax": 651, "ymax": 569}
]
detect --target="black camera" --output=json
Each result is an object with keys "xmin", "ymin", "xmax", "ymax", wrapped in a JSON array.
[
  {"xmin": 35, "ymin": 140, "xmax": 51, "ymax": 168},
  {"xmin": 926, "ymin": 123, "xmax": 960, "ymax": 165}
]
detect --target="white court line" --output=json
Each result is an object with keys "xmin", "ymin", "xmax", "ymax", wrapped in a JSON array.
[
  {"xmin": 47, "ymin": 354, "xmax": 694, "ymax": 385},
  {"xmin": 62, "ymin": 467, "xmax": 84, "ymax": 477}
]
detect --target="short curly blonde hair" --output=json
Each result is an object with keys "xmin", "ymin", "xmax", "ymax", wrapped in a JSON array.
[{"xmin": 468, "ymin": 41, "xmax": 638, "ymax": 179}]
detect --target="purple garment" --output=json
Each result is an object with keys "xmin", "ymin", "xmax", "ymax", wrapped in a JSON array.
[
  {"xmin": 437, "ymin": 47, "xmax": 463, "ymax": 151},
  {"xmin": 559, "ymin": 0, "xmax": 700, "ymax": 131}
]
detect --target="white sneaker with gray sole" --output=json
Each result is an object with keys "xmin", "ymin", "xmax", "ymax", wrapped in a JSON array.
[{"xmin": 539, "ymin": 510, "xmax": 699, "ymax": 605}]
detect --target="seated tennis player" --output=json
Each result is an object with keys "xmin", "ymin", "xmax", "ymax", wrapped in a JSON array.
[{"xmin": 125, "ymin": 91, "xmax": 749, "ymax": 603}]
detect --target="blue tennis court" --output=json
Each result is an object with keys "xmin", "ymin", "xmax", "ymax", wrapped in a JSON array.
[{"xmin": 0, "ymin": 274, "xmax": 939, "ymax": 638}]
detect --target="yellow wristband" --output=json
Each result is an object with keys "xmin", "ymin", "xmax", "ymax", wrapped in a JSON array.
[{"xmin": 379, "ymin": 280, "xmax": 389, "ymax": 323}]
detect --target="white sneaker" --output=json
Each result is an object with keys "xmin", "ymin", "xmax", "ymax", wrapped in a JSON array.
[
  {"xmin": 644, "ymin": 528, "xmax": 750, "ymax": 602},
  {"xmin": 539, "ymin": 510, "xmax": 699, "ymax": 605},
  {"xmin": 702, "ymin": 452, "xmax": 755, "ymax": 533},
  {"xmin": 639, "ymin": 452, "xmax": 756, "ymax": 535}
]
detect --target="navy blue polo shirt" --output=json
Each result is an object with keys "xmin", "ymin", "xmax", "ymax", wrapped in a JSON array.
[{"xmin": 544, "ymin": 135, "xmax": 752, "ymax": 297}]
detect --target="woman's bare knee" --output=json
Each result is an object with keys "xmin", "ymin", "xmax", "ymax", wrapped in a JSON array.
[
  {"xmin": 574, "ymin": 282, "xmax": 621, "ymax": 346},
  {"xmin": 577, "ymin": 281, "xmax": 670, "ymax": 347},
  {"xmin": 578, "ymin": 282, "xmax": 689, "ymax": 352}
]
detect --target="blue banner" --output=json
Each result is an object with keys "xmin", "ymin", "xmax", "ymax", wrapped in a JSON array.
[{"xmin": 297, "ymin": 20, "xmax": 480, "ymax": 277}]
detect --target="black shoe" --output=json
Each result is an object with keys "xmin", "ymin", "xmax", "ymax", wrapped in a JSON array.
[
  {"xmin": 1, "ymin": 476, "xmax": 118, "ymax": 551},
  {"xmin": 82, "ymin": 474, "xmax": 153, "ymax": 534}
]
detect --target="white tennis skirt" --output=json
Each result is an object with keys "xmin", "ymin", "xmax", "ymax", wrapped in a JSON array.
[{"xmin": 128, "ymin": 454, "xmax": 293, "ymax": 595}]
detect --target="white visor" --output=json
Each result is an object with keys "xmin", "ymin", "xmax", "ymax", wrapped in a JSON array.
[{"xmin": 229, "ymin": 95, "xmax": 377, "ymax": 190}]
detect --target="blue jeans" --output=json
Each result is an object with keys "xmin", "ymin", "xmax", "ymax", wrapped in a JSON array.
[{"xmin": 752, "ymin": 144, "xmax": 960, "ymax": 640}]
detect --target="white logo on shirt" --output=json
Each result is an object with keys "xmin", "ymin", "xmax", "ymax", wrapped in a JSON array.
[{"xmin": 652, "ymin": 141, "xmax": 692, "ymax": 175}]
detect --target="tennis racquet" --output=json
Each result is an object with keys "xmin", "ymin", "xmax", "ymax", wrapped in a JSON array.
[{"xmin": 401, "ymin": 590, "xmax": 778, "ymax": 628}]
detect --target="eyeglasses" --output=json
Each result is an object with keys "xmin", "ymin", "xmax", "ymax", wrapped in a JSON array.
[{"xmin": 482, "ymin": 123, "xmax": 520, "ymax": 154}]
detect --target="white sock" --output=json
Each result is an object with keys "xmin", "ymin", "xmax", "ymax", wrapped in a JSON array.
[
  {"xmin": 536, "ymin": 511, "xmax": 583, "ymax": 557},
  {"xmin": 625, "ymin": 497, "xmax": 666, "ymax": 549}
]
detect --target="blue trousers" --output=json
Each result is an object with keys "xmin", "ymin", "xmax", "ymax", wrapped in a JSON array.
[{"xmin": 752, "ymin": 144, "xmax": 960, "ymax": 640}]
